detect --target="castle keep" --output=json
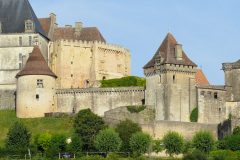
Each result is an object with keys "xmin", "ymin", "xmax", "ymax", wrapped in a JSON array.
[{"xmin": 1, "ymin": 0, "xmax": 240, "ymax": 139}]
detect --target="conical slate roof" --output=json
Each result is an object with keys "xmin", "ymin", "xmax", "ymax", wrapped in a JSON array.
[
  {"xmin": 0, "ymin": 0, "xmax": 47, "ymax": 38},
  {"xmin": 143, "ymin": 33, "xmax": 197, "ymax": 69},
  {"xmin": 16, "ymin": 46, "xmax": 57, "ymax": 78}
]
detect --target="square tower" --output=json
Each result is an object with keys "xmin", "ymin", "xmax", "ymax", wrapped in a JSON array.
[{"xmin": 144, "ymin": 33, "xmax": 197, "ymax": 122}]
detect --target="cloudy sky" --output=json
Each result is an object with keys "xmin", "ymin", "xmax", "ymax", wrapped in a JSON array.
[{"xmin": 30, "ymin": 0, "xmax": 240, "ymax": 85}]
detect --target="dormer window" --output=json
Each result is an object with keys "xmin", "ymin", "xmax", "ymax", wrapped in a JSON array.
[{"xmin": 25, "ymin": 20, "xmax": 34, "ymax": 32}]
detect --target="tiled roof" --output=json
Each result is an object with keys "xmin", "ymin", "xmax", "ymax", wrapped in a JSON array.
[
  {"xmin": 16, "ymin": 46, "xmax": 57, "ymax": 78},
  {"xmin": 38, "ymin": 18, "xmax": 51, "ymax": 36},
  {"xmin": 195, "ymin": 69, "xmax": 210, "ymax": 85},
  {"xmin": 143, "ymin": 33, "xmax": 197, "ymax": 69},
  {"xmin": 53, "ymin": 27, "xmax": 106, "ymax": 42},
  {"xmin": 0, "ymin": 0, "xmax": 47, "ymax": 38}
]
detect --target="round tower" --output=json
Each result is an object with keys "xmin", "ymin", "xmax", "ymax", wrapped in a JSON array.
[{"xmin": 16, "ymin": 46, "xmax": 57, "ymax": 118}]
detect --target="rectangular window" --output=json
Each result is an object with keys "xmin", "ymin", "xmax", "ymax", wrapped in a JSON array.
[
  {"xmin": 29, "ymin": 36, "xmax": 32, "ymax": 46},
  {"xmin": 117, "ymin": 64, "xmax": 122, "ymax": 73},
  {"xmin": 37, "ymin": 79, "xmax": 43, "ymax": 88},
  {"xmin": 19, "ymin": 63, "xmax": 22, "ymax": 69},
  {"xmin": 19, "ymin": 53, "xmax": 22, "ymax": 61},
  {"xmin": 19, "ymin": 37, "xmax": 22, "ymax": 46}
]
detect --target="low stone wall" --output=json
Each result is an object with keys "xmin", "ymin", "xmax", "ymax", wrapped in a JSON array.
[
  {"xmin": 56, "ymin": 87, "xmax": 145, "ymax": 116},
  {"xmin": 142, "ymin": 121, "xmax": 218, "ymax": 139},
  {"xmin": 0, "ymin": 85, "xmax": 16, "ymax": 110}
]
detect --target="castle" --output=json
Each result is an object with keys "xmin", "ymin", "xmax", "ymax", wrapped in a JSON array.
[{"xmin": 1, "ymin": 0, "xmax": 240, "ymax": 139}]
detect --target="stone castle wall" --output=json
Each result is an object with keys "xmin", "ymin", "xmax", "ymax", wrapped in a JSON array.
[
  {"xmin": 197, "ymin": 86, "xmax": 227, "ymax": 124},
  {"xmin": 142, "ymin": 121, "xmax": 218, "ymax": 139},
  {"xmin": 56, "ymin": 87, "xmax": 145, "ymax": 116},
  {"xmin": 50, "ymin": 40, "xmax": 131, "ymax": 89}
]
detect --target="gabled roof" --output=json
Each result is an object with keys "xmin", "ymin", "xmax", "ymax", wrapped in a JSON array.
[
  {"xmin": 0, "ymin": 0, "xmax": 47, "ymax": 38},
  {"xmin": 16, "ymin": 46, "xmax": 57, "ymax": 78},
  {"xmin": 143, "ymin": 33, "xmax": 197, "ymax": 69},
  {"xmin": 53, "ymin": 27, "xmax": 106, "ymax": 42},
  {"xmin": 195, "ymin": 69, "xmax": 210, "ymax": 85}
]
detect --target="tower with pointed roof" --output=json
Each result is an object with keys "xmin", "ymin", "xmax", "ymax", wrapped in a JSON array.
[
  {"xmin": 144, "ymin": 33, "xmax": 197, "ymax": 122},
  {"xmin": 0, "ymin": 0, "xmax": 49, "ymax": 109},
  {"xmin": 16, "ymin": 46, "xmax": 57, "ymax": 118}
]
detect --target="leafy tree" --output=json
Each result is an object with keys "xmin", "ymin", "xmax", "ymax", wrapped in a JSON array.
[
  {"xmin": 129, "ymin": 132, "xmax": 151, "ymax": 157},
  {"xmin": 192, "ymin": 131, "xmax": 215, "ymax": 153},
  {"xmin": 153, "ymin": 139, "xmax": 164, "ymax": 154},
  {"xmin": 162, "ymin": 131, "xmax": 184, "ymax": 156},
  {"xmin": 5, "ymin": 121, "xmax": 31, "ymax": 152},
  {"xmin": 47, "ymin": 134, "xmax": 67, "ymax": 157},
  {"xmin": 115, "ymin": 119, "xmax": 142, "ymax": 153},
  {"xmin": 95, "ymin": 128, "xmax": 122, "ymax": 154},
  {"xmin": 67, "ymin": 134, "xmax": 83, "ymax": 155},
  {"xmin": 35, "ymin": 133, "xmax": 52, "ymax": 153},
  {"xmin": 233, "ymin": 126, "xmax": 240, "ymax": 135},
  {"xmin": 74, "ymin": 109, "xmax": 105, "ymax": 151}
]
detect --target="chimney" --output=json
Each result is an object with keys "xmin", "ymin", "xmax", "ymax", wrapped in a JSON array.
[
  {"xmin": 175, "ymin": 44, "xmax": 183, "ymax": 60},
  {"xmin": 0, "ymin": 21, "xmax": 2, "ymax": 33},
  {"xmin": 75, "ymin": 22, "xmax": 82, "ymax": 36},
  {"xmin": 49, "ymin": 13, "xmax": 57, "ymax": 28}
]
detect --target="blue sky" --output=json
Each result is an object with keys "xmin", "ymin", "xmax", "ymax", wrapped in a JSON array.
[{"xmin": 30, "ymin": 0, "xmax": 240, "ymax": 85}]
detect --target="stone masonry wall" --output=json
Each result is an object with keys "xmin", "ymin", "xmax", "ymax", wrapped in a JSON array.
[{"xmin": 56, "ymin": 87, "xmax": 145, "ymax": 116}]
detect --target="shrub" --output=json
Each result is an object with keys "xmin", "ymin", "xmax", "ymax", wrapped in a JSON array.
[
  {"xmin": 209, "ymin": 150, "xmax": 240, "ymax": 160},
  {"xmin": 5, "ymin": 121, "xmax": 31, "ymax": 153},
  {"xmin": 183, "ymin": 150, "xmax": 207, "ymax": 160},
  {"xmin": 182, "ymin": 140, "xmax": 193, "ymax": 154},
  {"xmin": 192, "ymin": 131, "xmax": 214, "ymax": 153},
  {"xmin": 162, "ymin": 131, "xmax": 184, "ymax": 156},
  {"xmin": 35, "ymin": 133, "xmax": 52, "ymax": 153},
  {"xmin": 233, "ymin": 126, "xmax": 240, "ymax": 135},
  {"xmin": 190, "ymin": 108, "xmax": 198, "ymax": 122},
  {"xmin": 66, "ymin": 134, "xmax": 82, "ymax": 155},
  {"xmin": 152, "ymin": 139, "xmax": 164, "ymax": 154},
  {"xmin": 115, "ymin": 119, "xmax": 142, "ymax": 153},
  {"xmin": 224, "ymin": 134, "xmax": 240, "ymax": 151},
  {"xmin": 127, "ymin": 105, "xmax": 146, "ymax": 113},
  {"xmin": 95, "ymin": 128, "xmax": 122, "ymax": 154},
  {"xmin": 74, "ymin": 109, "xmax": 106, "ymax": 151},
  {"xmin": 100, "ymin": 76, "xmax": 146, "ymax": 88},
  {"xmin": 129, "ymin": 132, "xmax": 151, "ymax": 157}
]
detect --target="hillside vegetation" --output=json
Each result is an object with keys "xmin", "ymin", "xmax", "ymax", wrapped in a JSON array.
[
  {"xmin": 0, "ymin": 110, "xmax": 73, "ymax": 147},
  {"xmin": 101, "ymin": 76, "xmax": 146, "ymax": 88}
]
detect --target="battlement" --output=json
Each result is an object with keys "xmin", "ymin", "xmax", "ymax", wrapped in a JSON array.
[
  {"xmin": 57, "ymin": 39, "xmax": 130, "ymax": 53},
  {"xmin": 56, "ymin": 87, "xmax": 145, "ymax": 95}
]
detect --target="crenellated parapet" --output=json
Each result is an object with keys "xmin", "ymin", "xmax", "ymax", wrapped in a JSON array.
[
  {"xmin": 56, "ymin": 39, "xmax": 130, "ymax": 53},
  {"xmin": 56, "ymin": 86, "xmax": 145, "ymax": 95}
]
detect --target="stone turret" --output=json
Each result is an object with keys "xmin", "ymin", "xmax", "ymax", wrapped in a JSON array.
[
  {"xmin": 222, "ymin": 60, "xmax": 240, "ymax": 101},
  {"xmin": 16, "ymin": 46, "xmax": 57, "ymax": 118}
]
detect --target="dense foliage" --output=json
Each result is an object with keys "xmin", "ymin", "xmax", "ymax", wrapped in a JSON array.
[
  {"xmin": 192, "ymin": 131, "xmax": 214, "ymax": 153},
  {"xmin": 190, "ymin": 107, "xmax": 198, "ymax": 122},
  {"xmin": 127, "ymin": 105, "xmax": 146, "ymax": 113},
  {"xmin": 129, "ymin": 132, "xmax": 151, "ymax": 157},
  {"xmin": 101, "ymin": 76, "xmax": 146, "ymax": 88},
  {"xmin": 162, "ymin": 131, "xmax": 184, "ymax": 156},
  {"xmin": 115, "ymin": 119, "xmax": 142, "ymax": 153},
  {"xmin": 224, "ymin": 134, "xmax": 240, "ymax": 151},
  {"xmin": 5, "ymin": 121, "xmax": 31, "ymax": 152},
  {"xmin": 35, "ymin": 133, "xmax": 52, "ymax": 153},
  {"xmin": 95, "ymin": 128, "xmax": 122, "ymax": 154},
  {"xmin": 152, "ymin": 139, "xmax": 164, "ymax": 154},
  {"xmin": 74, "ymin": 109, "xmax": 106, "ymax": 151},
  {"xmin": 233, "ymin": 126, "xmax": 240, "ymax": 135},
  {"xmin": 66, "ymin": 134, "xmax": 83, "ymax": 155},
  {"xmin": 183, "ymin": 150, "xmax": 207, "ymax": 160}
]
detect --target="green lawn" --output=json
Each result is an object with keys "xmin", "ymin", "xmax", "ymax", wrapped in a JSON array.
[{"xmin": 0, "ymin": 110, "xmax": 74, "ymax": 147}]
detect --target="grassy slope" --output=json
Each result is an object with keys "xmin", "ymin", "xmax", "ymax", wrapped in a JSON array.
[{"xmin": 0, "ymin": 110, "xmax": 73, "ymax": 147}]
